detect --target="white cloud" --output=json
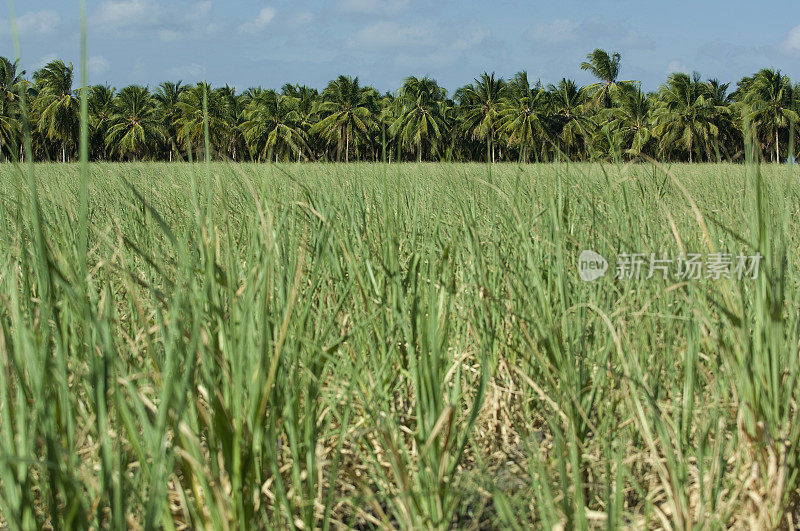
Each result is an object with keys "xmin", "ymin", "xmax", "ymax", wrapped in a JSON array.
[
  {"xmin": 530, "ymin": 19, "xmax": 579, "ymax": 45},
  {"xmin": 290, "ymin": 10, "xmax": 313, "ymax": 26},
  {"xmin": 340, "ymin": 0, "xmax": 409, "ymax": 14},
  {"xmin": 345, "ymin": 20, "xmax": 489, "ymax": 71},
  {"xmin": 452, "ymin": 27, "xmax": 489, "ymax": 52},
  {"xmin": 186, "ymin": 1, "xmax": 213, "ymax": 22},
  {"xmin": 88, "ymin": 56, "xmax": 110, "ymax": 79},
  {"xmin": 158, "ymin": 29, "xmax": 186, "ymax": 41},
  {"xmin": 348, "ymin": 21, "xmax": 435, "ymax": 49},
  {"xmin": 781, "ymin": 25, "xmax": 800, "ymax": 55},
  {"xmin": 169, "ymin": 64, "xmax": 202, "ymax": 79},
  {"xmin": 197, "ymin": 1, "xmax": 213, "ymax": 16},
  {"xmin": 95, "ymin": 0, "xmax": 160, "ymax": 28},
  {"xmin": 1, "ymin": 10, "xmax": 60, "ymax": 35},
  {"xmin": 93, "ymin": 0, "xmax": 218, "ymax": 41},
  {"xmin": 666, "ymin": 60, "xmax": 689, "ymax": 74},
  {"xmin": 238, "ymin": 7, "xmax": 275, "ymax": 34},
  {"xmin": 528, "ymin": 17, "xmax": 654, "ymax": 51},
  {"xmin": 35, "ymin": 54, "xmax": 59, "ymax": 70}
]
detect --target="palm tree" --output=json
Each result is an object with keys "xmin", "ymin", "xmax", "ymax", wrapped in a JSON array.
[
  {"xmin": 33, "ymin": 60, "xmax": 79, "ymax": 162},
  {"xmin": 743, "ymin": 69, "xmax": 798, "ymax": 162},
  {"xmin": 456, "ymin": 72, "xmax": 507, "ymax": 163},
  {"xmin": 605, "ymin": 84, "xmax": 654, "ymax": 158},
  {"xmin": 580, "ymin": 49, "xmax": 627, "ymax": 109},
  {"xmin": 311, "ymin": 75, "xmax": 376, "ymax": 162},
  {"xmin": 0, "ymin": 56, "xmax": 25, "ymax": 161},
  {"xmin": 704, "ymin": 79, "xmax": 738, "ymax": 160},
  {"xmin": 105, "ymin": 85, "xmax": 164, "ymax": 161},
  {"xmin": 653, "ymin": 72, "xmax": 718, "ymax": 163},
  {"xmin": 154, "ymin": 81, "xmax": 187, "ymax": 161},
  {"xmin": 214, "ymin": 85, "xmax": 246, "ymax": 161},
  {"xmin": 389, "ymin": 76, "xmax": 449, "ymax": 162},
  {"xmin": 241, "ymin": 89, "xmax": 310, "ymax": 162},
  {"xmin": 281, "ymin": 83, "xmax": 318, "ymax": 126},
  {"xmin": 794, "ymin": 82, "xmax": 800, "ymax": 161},
  {"xmin": 707, "ymin": 79, "xmax": 733, "ymax": 106},
  {"xmin": 377, "ymin": 92, "xmax": 401, "ymax": 161},
  {"xmin": 88, "ymin": 84, "xmax": 115, "ymax": 160},
  {"xmin": 175, "ymin": 83, "xmax": 228, "ymax": 159},
  {"xmin": 499, "ymin": 71, "xmax": 549, "ymax": 163},
  {"xmin": 548, "ymin": 78, "xmax": 594, "ymax": 160},
  {"xmin": 281, "ymin": 84, "xmax": 320, "ymax": 161}
]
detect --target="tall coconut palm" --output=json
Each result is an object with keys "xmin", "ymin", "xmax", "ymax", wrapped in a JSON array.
[
  {"xmin": 282, "ymin": 84, "xmax": 320, "ymax": 160},
  {"xmin": 794, "ymin": 82, "xmax": 800, "ymax": 161},
  {"xmin": 215, "ymin": 85, "xmax": 246, "ymax": 161},
  {"xmin": 389, "ymin": 76, "xmax": 449, "ymax": 162},
  {"xmin": 499, "ymin": 71, "xmax": 549, "ymax": 162},
  {"xmin": 548, "ymin": 78, "xmax": 594, "ymax": 160},
  {"xmin": 241, "ymin": 89, "xmax": 310, "ymax": 162},
  {"xmin": 239, "ymin": 88, "xmax": 264, "ymax": 114},
  {"xmin": 704, "ymin": 79, "xmax": 737, "ymax": 160},
  {"xmin": 311, "ymin": 75, "xmax": 376, "ymax": 162},
  {"xmin": 653, "ymin": 72, "xmax": 718, "ymax": 162},
  {"xmin": 456, "ymin": 72, "xmax": 507, "ymax": 163},
  {"xmin": 605, "ymin": 84, "xmax": 654, "ymax": 158},
  {"xmin": 706, "ymin": 79, "xmax": 733, "ymax": 107},
  {"xmin": 377, "ymin": 92, "xmax": 401, "ymax": 161},
  {"xmin": 175, "ymin": 83, "xmax": 228, "ymax": 158},
  {"xmin": 33, "ymin": 59, "xmax": 79, "ymax": 162},
  {"xmin": 743, "ymin": 69, "xmax": 798, "ymax": 162},
  {"xmin": 88, "ymin": 84, "xmax": 115, "ymax": 160},
  {"xmin": 154, "ymin": 81, "xmax": 187, "ymax": 161},
  {"xmin": 105, "ymin": 85, "xmax": 164, "ymax": 161},
  {"xmin": 580, "ymin": 49, "xmax": 627, "ymax": 109},
  {"xmin": 0, "ymin": 56, "xmax": 26, "ymax": 161},
  {"xmin": 281, "ymin": 83, "xmax": 318, "ymax": 126}
]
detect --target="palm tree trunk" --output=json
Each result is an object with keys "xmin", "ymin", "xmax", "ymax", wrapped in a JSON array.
[
  {"xmin": 62, "ymin": 143, "xmax": 66, "ymax": 163},
  {"xmin": 418, "ymin": 138, "xmax": 422, "ymax": 163},
  {"xmin": 776, "ymin": 129, "xmax": 780, "ymax": 162},
  {"xmin": 345, "ymin": 133, "xmax": 349, "ymax": 163}
]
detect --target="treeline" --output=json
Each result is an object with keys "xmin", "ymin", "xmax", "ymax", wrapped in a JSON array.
[{"xmin": 0, "ymin": 49, "xmax": 798, "ymax": 163}]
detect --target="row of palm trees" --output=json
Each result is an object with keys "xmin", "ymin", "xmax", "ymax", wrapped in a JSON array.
[{"xmin": 1, "ymin": 50, "xmax": 798, "ymax": 163}]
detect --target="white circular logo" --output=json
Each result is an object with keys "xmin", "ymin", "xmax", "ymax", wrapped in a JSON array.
[{"xmin": 578, "ymin": 250, "xmax": 608, "ymax": 282}]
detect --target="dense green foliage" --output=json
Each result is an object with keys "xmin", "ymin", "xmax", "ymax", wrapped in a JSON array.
[
  {"xmin": 1, "ymin": 161, "xmax": 798, "ymax": 528},
  {"xmin": 1, "ymin": 50, "xmax": 799, "ymax": 163}
]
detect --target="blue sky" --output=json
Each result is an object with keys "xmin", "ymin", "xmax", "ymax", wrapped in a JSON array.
[{"xmin": 3, "ymin": 0, "xmax": 799, "ymax": 94}]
